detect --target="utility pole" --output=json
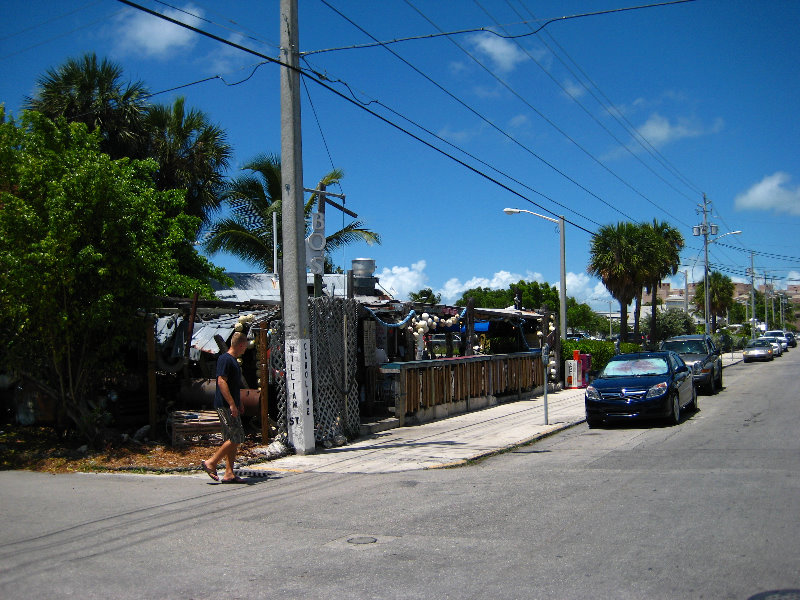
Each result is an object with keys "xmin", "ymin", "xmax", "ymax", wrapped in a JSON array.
[
  {"xmin": 749, "ymin": 251, "xmax": 756, "ymax": 339},
  {"xmin": 684, "ymin": 270, "xmax": 689, "ymax": 314},
  {"xmin": 693, "ymin": 194, "xmax": 716, "ymax": 335},
  {"xmin": 280, "ymin": 0, "xmax": 315, "ymax": 455},
  {"xmin": 764, "ymin": 273, "xmax": 769, "ymax": 330}
]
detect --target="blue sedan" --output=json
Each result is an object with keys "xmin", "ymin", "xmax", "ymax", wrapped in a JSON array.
[{"xmin": 585, "ymin": 351, "xmax": 697, "ymax": 427}]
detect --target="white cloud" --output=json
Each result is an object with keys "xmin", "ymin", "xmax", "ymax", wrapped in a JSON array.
[
  {"xmin": 115, "ymin": 3, "xmax": 203, "ymax": 58},
  {"xmin": 378, "ymin": 260, "xmax": 428, "ymax": 300},
  {"xmin": 561, "ymin": 78, "xmax": 585, "ymax": 99},
  {"xmin": 604, "ymin": 112, "xmax": 724, "ymax": 160},
  {"xmin": 734, "ymin": 172, "xmax": 800, "ymax": 216},
  {"xmin": 507, "ymin": 114, "xmax": 531, "ymax": 131},
  {"xmin": 468, "ymin": 33, "xmax": 528, "ymax": 73},
  {"xmin": 637, "ymin": 113, "xmax": 716, "ymax": 147}
]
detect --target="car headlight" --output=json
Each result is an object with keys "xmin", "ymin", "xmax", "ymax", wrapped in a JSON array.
[
  {"xmin": 646, "ymin": 382, "xmax": 668, "ymax": 399},
  {"xmin": 585, "ymin": 385, "xmax": 601, "ymax": 401}
]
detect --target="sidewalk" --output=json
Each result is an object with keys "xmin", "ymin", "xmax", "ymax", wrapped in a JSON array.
[{"xmin": 242, "ymin": 351, "xmax": 743, "ymax": 476}]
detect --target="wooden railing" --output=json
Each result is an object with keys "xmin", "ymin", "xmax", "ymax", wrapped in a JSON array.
[{"xmin": 379, "ymin": 351, "xmax": 543, "ymax": 425}]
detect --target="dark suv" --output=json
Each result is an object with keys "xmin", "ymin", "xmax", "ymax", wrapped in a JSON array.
[{"xmin": 660, "ymin": 334, "xmax": 723, "ymax": 394}]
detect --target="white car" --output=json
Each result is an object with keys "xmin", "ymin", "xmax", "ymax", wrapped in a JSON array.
[
  {"xmin": 764, "ymin": 330, "xmax": 790, "ymax": 351},
  {"xmin": 758, "ymin": 336, "xmax": 783, "ymax": 356}
]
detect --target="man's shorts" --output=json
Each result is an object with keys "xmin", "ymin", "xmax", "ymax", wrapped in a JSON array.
[{"xmin": 216, "ymin": 407, "xmax": 245, "ymax": 444}]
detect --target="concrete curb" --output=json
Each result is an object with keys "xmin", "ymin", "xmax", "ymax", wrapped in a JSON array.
[{"xmin": 426, "ymin": 417, "xmax": 586, "ymax": 469}]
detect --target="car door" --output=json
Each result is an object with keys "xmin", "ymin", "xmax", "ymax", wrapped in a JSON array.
[
  {"xmin": 705, "ymin": 337, "xmax": 720, "ymax": 379},
  {"xmin": 671, "ymin": 353, "xmax": 692, "ymax": 406}
]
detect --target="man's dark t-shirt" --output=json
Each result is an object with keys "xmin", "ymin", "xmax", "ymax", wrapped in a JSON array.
[{"xmin": 214, "ymin": 352, "xmax": 242, "ymax": 411}]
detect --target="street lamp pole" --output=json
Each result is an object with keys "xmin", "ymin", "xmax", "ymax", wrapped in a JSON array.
[{"xmin": 504, "ymin": 208, "xmax": 567, "ymax": 339}]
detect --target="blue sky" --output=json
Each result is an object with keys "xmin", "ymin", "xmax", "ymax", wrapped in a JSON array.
[{"xmin": 3, "ymin": 0, "xmax": 800, "ymax": 310}]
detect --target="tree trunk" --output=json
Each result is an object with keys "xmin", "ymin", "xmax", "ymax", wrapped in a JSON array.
[
  {"xmin": 620, "ymin": 301, "xmax": 629, "ymax": 342},
  {"xmin": 650, "ymin": 284, "xmax": 658, "ymax": 347}
]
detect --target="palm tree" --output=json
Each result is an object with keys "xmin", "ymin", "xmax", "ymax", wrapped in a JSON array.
[
  {"xmin": 643, "ymin": 220, "xmax": 685, "ymax": 344},
  {"xmin": 587, "ymin": 222, "xmax": 643, "ymax": 343},
  {"xmin": 24, "ymin": 53, "xmax": 149, "ymax": 159},
  {"xmin": 693, "ymin": 271, "xmax": 734, "ymax": 332},
  {"xmin": 144, "ymin": 96, "xmax": 232, "ymax": 227},
  {"xmin": 204, "ymin": 154, "xmax": 380, "ymax": 272}
]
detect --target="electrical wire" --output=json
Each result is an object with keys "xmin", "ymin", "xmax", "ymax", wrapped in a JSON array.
[
  {"xmin": 0, "ymin": 0, "xmax": 102, "ymax": 42},
  {"xmin": 319, "ymin": 0, "xmax": 633, "ymax": 224},
  {"xmin": 512, "ymin": 0, "xmax": 704, "ymax": 199},
  {"xmin": 404, "ymin": 0, "xmax": 688, "ymax": 227},
  {"xmin": 301, "ymin": 55, "xmax": 603, "ymax": 230},
  {"xmin": 114, "ymin": 0, "xmax": 597, "ymax": 238},
  {"xmin": 303, "ymin": 0, "xmax": 695, "ymax": 55}
]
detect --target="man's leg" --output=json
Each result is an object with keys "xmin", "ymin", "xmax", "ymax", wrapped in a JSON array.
[
  {"xmin": 205, "ymin": 440, "xmax": 234, "ymax": 474},
  {"xmin": 221, "ymin": 443, "xmax": 239, "ymax": 481}
]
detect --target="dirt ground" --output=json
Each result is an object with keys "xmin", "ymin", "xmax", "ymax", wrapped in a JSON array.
[{"xmin": 0, "ymin": 425, "xmax": 268, "ymax": 474}]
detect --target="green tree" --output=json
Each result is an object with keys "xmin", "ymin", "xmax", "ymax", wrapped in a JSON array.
[
  {"xmin": 643, "ymin": 308, "xmax": 694, "ymax": 343},
  {"xmin": 587, "ymin": 222, "xmax": 642, "ymax": 342},
  {"xmin": 693, "ymin": 271, "xmax": 735, "ymax": 332},
  {"xmin": 455, "ymin": 280, "xmax": 560, "ymax": 312},
  {"xmin": 409, "ymin": 288, "xmax": 441, "ymax": 304},
  {"xmin": 144, "ymin": 96, "xmax": 231, "ymax": 226},
  {"xmin": 0, "ymin": 110, "xmax": 221, "ymax": 443},
  {"xmin": 23, "ymin": 52, "xmax": 149, "ymax": 159},
  {"xmin": 642, "ymin": 220, "xmax": 684, "ymax": 345},
  {"xmin": 204, "ymin": 154, "xmax": 380, "ymax": 272}
]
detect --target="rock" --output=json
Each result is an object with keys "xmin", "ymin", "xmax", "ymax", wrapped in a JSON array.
[{"xmin": 133, "ymin": 425, "xmax": 150, "ymax": 442}]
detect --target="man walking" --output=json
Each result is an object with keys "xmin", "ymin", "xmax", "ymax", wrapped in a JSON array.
[{"xmin": 201, "ymin": 331, "xmax": 249, "ymax": 483}]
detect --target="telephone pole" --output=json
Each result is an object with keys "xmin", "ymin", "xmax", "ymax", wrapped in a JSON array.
[{"xmin": 280, "ymin": 0, "xmax": 315, "ymax": 454}]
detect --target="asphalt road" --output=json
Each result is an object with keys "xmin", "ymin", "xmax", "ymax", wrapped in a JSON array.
[{"xmin": 1, "ymin": 349, "xmax": 798, "ymax": 599}]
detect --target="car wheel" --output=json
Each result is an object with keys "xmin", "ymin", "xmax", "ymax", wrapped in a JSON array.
[
  {"xmin": 706, "ymin": 374, "xmax": 716, "ymax": 395},
  {"xmin": 716, "ymin": 368, "xmax": 723, "ymax": 390},
  {"xmin": 668, "ymin": 394, "xmax": 681, "ymax": 425},
  {"xmin": 743, "ymin": 358, "xmax": 750, "ymax": 363},
  {"xmin": 586, "ymin": 416, "xmax": 602, "ymax": 429}
]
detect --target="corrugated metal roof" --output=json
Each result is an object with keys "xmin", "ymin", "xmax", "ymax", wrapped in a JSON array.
[
  {"xmin": 211, "ymin": 272, "xmax": 354, "ymax": 302},
  {"xmin": 156, "ymin": 308, "xmax": 279, "ymax": 357}
]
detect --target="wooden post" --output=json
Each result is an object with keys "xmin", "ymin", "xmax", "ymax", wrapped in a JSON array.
[
  {"xmin": 258, "ymin": 324, "xmax": 270, "ymax": 443},
  {"xmin": 145, "ymin": 315, "xmax": 158, "ymax": 433}
]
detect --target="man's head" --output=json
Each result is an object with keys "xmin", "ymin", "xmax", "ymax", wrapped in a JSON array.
[{"xmin": 229, "ymin": 332, "xmax": 249, "ymax": 357}]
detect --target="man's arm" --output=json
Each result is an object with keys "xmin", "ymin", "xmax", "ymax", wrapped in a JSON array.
[{"xmin": 217, "ymin": 375, "xmax": 239, "ymax": 417}]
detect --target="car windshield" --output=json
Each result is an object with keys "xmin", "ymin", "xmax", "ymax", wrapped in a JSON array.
[
  {"xmin": 662, "ymin": 340, "xmax": 706, "ymax": 354},
  {"xmin": 747, "ymin": 340, "xmax": 770, "ymax": 348},
  {"xmin": 602, "ymin": 357, "xmax": 669, "ymax": 377}
]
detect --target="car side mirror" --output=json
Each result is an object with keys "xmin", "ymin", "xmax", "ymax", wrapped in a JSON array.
[{"xmin": 676, "ymin": 364, "xmax": 688, "ymax": 373}]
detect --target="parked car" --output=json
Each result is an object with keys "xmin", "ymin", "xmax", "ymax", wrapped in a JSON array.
[
  {"xmin": 660, "ymin": 334, "xmax": 723, "ymax": 394},
  {"xmin": 758, "ymin": 336, "xmax": 783, "ymax": 357},
  {"xmin": 585, "ymin": 351, "xmax": 696, "ymax": 427},
  {"xmin": 742, "ymin": 339, "xmax": 774, "ymax": 362},
  {"xmin": 764, "ymin": 330, "xmax": 790, "ymax": 351},
  {"xmin": 785, "ymin": 331, "xmax": 797, "ymax": 348}
]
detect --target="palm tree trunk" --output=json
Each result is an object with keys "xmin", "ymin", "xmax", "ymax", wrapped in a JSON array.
[
  {"xmin": 650, "ymin": 284, "xmax": 658, "ymax": 347},
  {"xmin": 620, "ymin": 301, "xmax": 629, "ymax": 342},
  {"xmin": 633, "ymin": 290, "xmax": 642, "ymax": 339}
]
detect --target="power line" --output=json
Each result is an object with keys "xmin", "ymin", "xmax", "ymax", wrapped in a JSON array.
[
  {"xmin": 302, "ymin": 55, "xmax": 603, "ymax": 230},
  {"xmin": 303, "ymin": 0, "xmax": 695, "ymax": 55},
  {"xmin": 320, "ymin": 0, "xmax": 635, "ymax": 223},
  {"xmin": 0, "ymin": 0, "xmax": 101, "ymax": 42},
  {"xmin": 509, "ymin": 0, "xmax": 704, "ymax": 200},
  {"xmin": 404, "ymin": 0, "xmax": 690, "ymax": 227},
  {"xmin": 114, "ymin": 0, "xmax": 597, "ymax": 237}
]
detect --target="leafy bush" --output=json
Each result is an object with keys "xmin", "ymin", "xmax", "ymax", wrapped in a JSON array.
[{"xmin": 560, "ymin": 339, "xmax": 641, "ymax": 375}]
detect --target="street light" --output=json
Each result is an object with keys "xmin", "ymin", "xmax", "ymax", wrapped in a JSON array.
[{"xmin": 503, "ymin": 208, "xmax": 567, "ymax": 339}]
